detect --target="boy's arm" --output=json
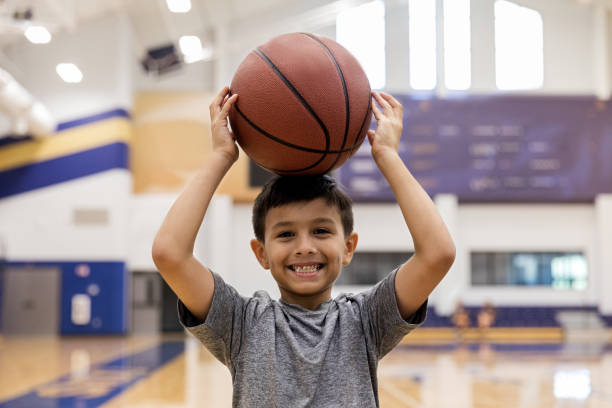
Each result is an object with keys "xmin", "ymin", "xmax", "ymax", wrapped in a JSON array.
[
  {"xmin": 152, "ymin": 87, "xmax": 239, "ymax": 322},
  {"xmin": 369, "ymin": 92, "xmax": 456, "ymax": 319}
]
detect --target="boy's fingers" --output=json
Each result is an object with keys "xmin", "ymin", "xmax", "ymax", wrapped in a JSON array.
[
  {"xmin": 371, "ymin": 100, "xmax": 382, "ymax": 120},
  {"xmin": 213, "ymin": 86, "xmax": 230, "ymax": 105},
  {"xmin": 372, "ymin": 91, "xmax": 391, "ymax": 110},
  {"xmin": 380, "ymin": 92, "xmax": 401, "ymax": 109},
  {"xmin": 220, "ymin": 94, "xmax": 238, "ymax": 116},
  {"xmin": 210, "ymin": 86, "xmax": 229, "ymax": 115},
  {"xmin": 218, "ymin": 85, "xmax": 229, "ymax": 98}
]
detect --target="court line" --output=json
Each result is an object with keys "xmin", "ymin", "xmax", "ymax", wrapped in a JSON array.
[{"xmin": 0, "ymin": 340, "xmax": 185, "ymax": 408}]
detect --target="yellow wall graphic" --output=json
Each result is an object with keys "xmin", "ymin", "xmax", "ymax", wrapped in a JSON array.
[{"xmin": 132, "ymin": 92, "xmax": 259, "ymax": 201}]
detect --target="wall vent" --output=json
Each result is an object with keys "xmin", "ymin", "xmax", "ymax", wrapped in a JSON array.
[{"xmin": 73, "ymin": 208, "xmax": 109, "ymax": 225}]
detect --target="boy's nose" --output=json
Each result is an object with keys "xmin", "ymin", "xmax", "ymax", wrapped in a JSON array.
[{"xmin": 294, "ymin": 236, "xmax": 316, "ymax": 255}]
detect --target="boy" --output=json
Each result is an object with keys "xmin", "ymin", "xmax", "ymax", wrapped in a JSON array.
[{"xmin": 152, "ymin": 87, "xmax": 455, "ymax": 407}]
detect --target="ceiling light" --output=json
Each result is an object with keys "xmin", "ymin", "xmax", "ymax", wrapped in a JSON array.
[
  {"xmin": 24, "ymin": 26, "xmax": 51, "ymax": 44},
  {"xmin": 56, "ymin": 63, "xmax": 83, "ymax": 83},
  {"xmin": 179, "ymin": 35, "xmax": 209, "ymax": 63},
  {"xmin": 167, "ymin": 0, "xmax": 191, "ymax": 13}
]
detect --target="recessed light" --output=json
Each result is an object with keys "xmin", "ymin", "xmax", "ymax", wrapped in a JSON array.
[
  {"xmin": 24, "ymin": 26, "xmax": 51, "ymax": 44},
  {"xmin": 56, "ymin": 63, "xmax": 83, "ymax": 83},
  {"xmin": 166, "ymin": 0, "xmax": 191, "ymax": 13},
  {"xmin": 179, "ymin": 35, "xmax": 207, "ymax": 63}
]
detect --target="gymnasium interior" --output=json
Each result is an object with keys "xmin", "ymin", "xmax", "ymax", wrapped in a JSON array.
[{"xmin": 1, "ymin": 0, "xmax": 612, "ymax": 406}]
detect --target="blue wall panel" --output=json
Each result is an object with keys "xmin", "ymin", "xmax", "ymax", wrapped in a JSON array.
[{"xmin": 3, "ymin": 261, "xmax": 128, "ymax": 335}]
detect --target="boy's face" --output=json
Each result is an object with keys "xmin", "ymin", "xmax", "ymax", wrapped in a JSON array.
[{"xmin": 250, "ymin": 198, "xmax": 358, "ymax": 310}]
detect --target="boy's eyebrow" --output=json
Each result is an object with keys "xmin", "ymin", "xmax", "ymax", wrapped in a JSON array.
[
  {"xmin": 312, "ymin": 217, "xmax": 335, "ymax": 224},
  {"xmin": 270, "ymin": 217, "xmax": 335, "ymax": 230},
  {"xmin": 270, "ymin": 221, "xmax": 293, "ymax": 230}
]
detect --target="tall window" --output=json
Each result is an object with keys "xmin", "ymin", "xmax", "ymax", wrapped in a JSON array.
[
  {"xmin": 409, "ymin": 0, "xmax": 437, "ymax": 90},
  {"xmin": 337, "ymin": 0, "xmax": 386, "ymax": 89},
  {"xmin": 443, "ymin": 0, "xmax": 471, "ymax": 90},
  {"xmin": 495, "ymin": 0, "xmax": 544, "ymax": 90}
]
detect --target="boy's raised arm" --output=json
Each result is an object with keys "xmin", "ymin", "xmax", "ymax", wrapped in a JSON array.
[
  {"xmin": 152, "ymin": 87, "xmax": 238, "ymax": 322},
  {"xmin": 369, "ymin": 92, "xmax": 456, "ymax": 320}
]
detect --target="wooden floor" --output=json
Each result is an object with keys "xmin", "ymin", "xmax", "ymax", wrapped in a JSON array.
[{"xmin": 1, "ymin": 331, "xmax": 611, "ymax": 407}]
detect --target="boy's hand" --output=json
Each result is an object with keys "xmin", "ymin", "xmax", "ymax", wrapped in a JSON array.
[
  {"xmin": 209, "ymin": 86, "xmax": 239, "ymax": 163},
  {"xmin": 368, "ymin": 92, "xmax": 403, "ymax": 160}
]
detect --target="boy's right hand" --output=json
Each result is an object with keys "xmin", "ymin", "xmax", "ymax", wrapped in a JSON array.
[{"xmin": 209, "ymin": 86, "xmax": 239, "ymax": 163}]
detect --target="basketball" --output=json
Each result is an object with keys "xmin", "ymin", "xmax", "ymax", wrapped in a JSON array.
[{"xmin": 228, "ymin": 32, "xmax": 372, "ymax": 175}]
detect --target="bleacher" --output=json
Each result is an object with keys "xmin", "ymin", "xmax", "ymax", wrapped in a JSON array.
[{"xmin": 422, "ymin": 305, "xmax": 610, "ymax": 328}]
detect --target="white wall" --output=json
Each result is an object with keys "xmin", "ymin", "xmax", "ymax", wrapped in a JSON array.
[
  {"xmin": 0, "ymin": 170, "xmax": 130, "ymax": 260},
  {"xmin": 231, "ymin": 203, "xmax": 281, "ymax": 299},
  {"xmin": 133, "ymin": 58, "xmax": 215, "ymax": 92},
  {"xmin": 596, "ymin": 195, "xmax": 612, "ymax": 314},
  {"xmin": 128, "ymin": 194, "xmax": 177, "ymax": 271},
  {"xmin": 458, "ymin": 203, "xmax": 597, "ymax": 306}
]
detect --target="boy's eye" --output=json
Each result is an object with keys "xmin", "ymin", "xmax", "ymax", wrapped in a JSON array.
[
  {"xmin": 314, "ymin": 228, "xmax": 331, "ymax": 235},
  {"xmin": 277, "ymin": 231, "xmax": 294, "ymax": 238}
]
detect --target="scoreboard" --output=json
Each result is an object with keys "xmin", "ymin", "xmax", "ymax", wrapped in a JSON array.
[{"xmin": 337, "ymin": 95, "xmax": 612, "ymax": 202}]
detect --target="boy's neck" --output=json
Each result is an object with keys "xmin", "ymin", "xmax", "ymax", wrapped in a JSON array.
[{"xmin": 280, "ymin": 291, "xmax": 332, "ymax": 311}]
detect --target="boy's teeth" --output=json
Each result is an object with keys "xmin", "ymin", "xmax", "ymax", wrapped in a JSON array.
[{"xmin": 294, "ymin": 265, "xmax": 318, "ymax": 273}]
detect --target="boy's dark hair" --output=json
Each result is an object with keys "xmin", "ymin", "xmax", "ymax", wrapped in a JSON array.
[{"xmin": 252, "ymin": 175, "xmax": 354, "ymax": 242}]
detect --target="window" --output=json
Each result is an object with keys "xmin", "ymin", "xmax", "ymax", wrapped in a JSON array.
[
  {"xmin": 336, "ymin": 251, "xmax": 412, "ymax": 285},
  {"xmin": 471, "ymin": 252, "xmax": 587, "ymax": 289},
  {"xmin": 337, "ymin": 0, "xmax": 386, "ymax": 89},
  {"xmin": 494, "ymin": 1, "xmax": 544, "ymax": 90},
  {"xmin": 443, "ymin": 0, "xmax": 471, "ymax": 90},
  {"xmin": 408, "ymin": 0, "xmax": 437, "ymax": 90}
]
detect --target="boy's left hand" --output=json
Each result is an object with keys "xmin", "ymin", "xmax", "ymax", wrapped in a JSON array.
[{"xmin": 368, "ymin": 92, "xmax": 403, "ymax": 160}]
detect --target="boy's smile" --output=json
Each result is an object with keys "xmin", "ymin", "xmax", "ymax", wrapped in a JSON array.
[{"xmin": 250, "ymin": 198, "xmax": 358, "ymax": 310}]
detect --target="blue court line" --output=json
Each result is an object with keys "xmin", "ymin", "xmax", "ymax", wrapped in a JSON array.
[{"xmin": 0, "ymin": 340, "xmax": 185, "ymax": 408}]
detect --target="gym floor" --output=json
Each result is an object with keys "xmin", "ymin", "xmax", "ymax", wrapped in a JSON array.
[{"xmin": 1, "ymin": 331, "xmax": 611, "ymax": 407}]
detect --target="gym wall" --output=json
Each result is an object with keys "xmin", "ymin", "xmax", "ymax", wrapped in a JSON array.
[{"xmin": 1, "ymin": 0, "xmax": 612, "ymax": 334}]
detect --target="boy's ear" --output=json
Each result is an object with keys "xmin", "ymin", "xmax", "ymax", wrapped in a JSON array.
[
  {"xmin": 342, "ymin": 232, "xmax": 359, "ymax": 266},
  {"xmin": 250, "ymin": 238, "xmax": 270, "ymax": 269}
]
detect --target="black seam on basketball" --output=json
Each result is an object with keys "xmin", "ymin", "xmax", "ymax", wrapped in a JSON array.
[
  {"xmin": 254, "ymin": 48, "xmax": 331, "ymax": 155},
  {"xmin": 233, "ymin": 103, "xmax": 356, "ymax": 154},
  {"xmin": 249, "ymin": 151, "xmax": 325, "ymax": 174},
  {"xmin": 234, "ymin": 104, "xmax": 329, "ymax": 173},
  {"xmin": 301, "ymin": 33, "xmax": 350, "ymax": 173}
]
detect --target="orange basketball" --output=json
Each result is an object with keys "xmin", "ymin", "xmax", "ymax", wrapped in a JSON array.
[{"xmin": 229, "ymin": 33, "xmax": 372, "ymax": 175}]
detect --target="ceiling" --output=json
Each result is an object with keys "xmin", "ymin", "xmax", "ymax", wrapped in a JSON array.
[
  {"xmin": 0, "ymin": 0, "xmax": 291, "ymax": 53},
  {"xmin": 1, "ymin": 0, "xmax": 607, "ymax": 54}
]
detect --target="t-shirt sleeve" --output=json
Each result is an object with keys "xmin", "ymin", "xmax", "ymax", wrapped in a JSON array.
[
  {"xmin": 177, "ymin": 271, "xmax": 246, "ymax": 369},
  {"xmin": 360, "ymin": 268, "xmax": 427, "ymax": 358}
]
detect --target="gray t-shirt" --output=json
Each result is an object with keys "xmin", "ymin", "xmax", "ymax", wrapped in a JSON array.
[{"xmin": 178, "ymin": 269, "xmax": 427, "ymax": 407}]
